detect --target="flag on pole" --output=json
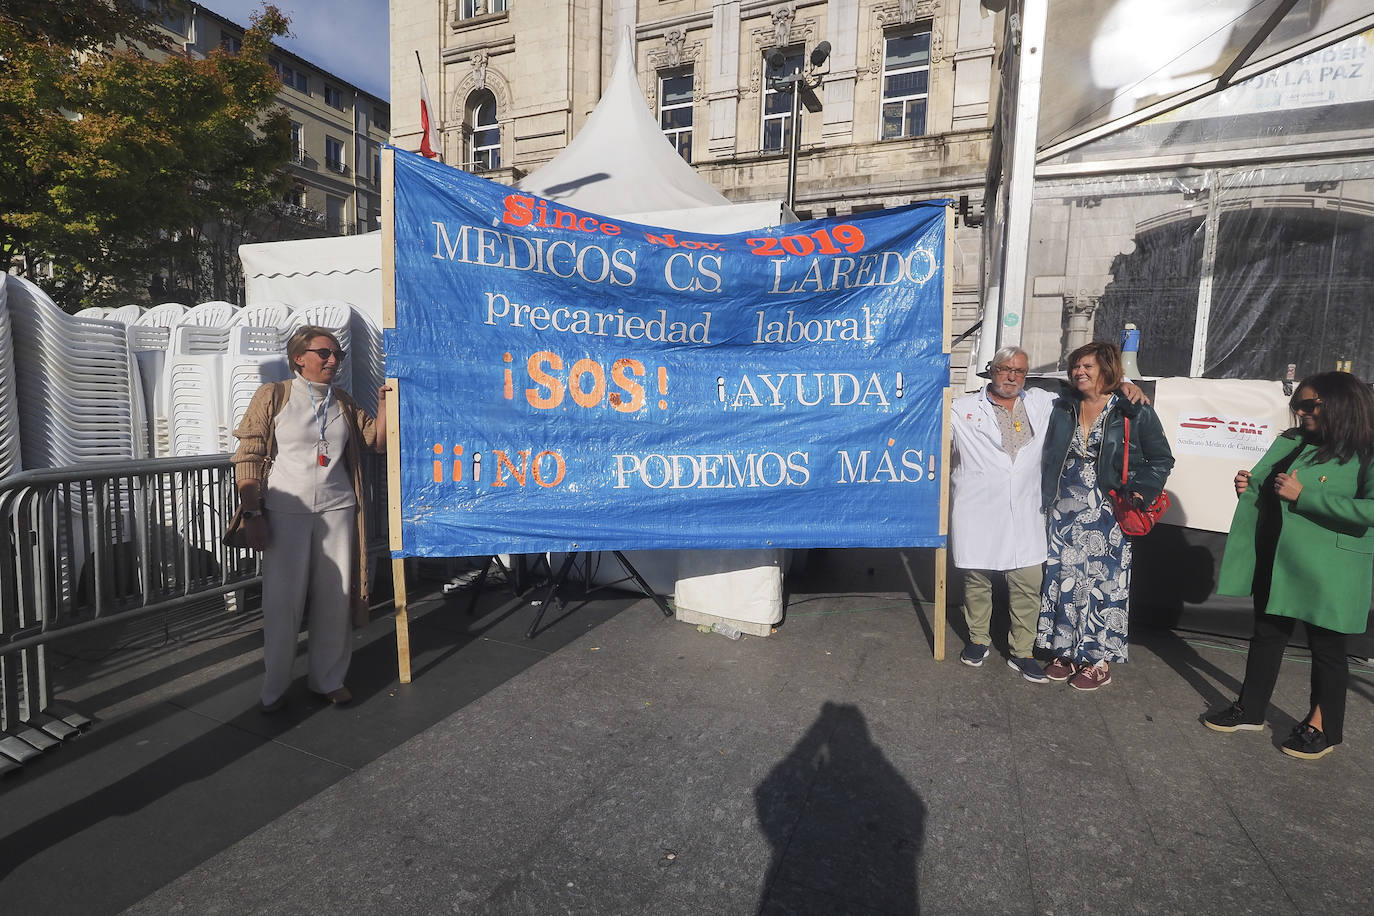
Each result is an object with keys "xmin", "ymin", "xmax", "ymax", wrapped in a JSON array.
[{"xmin": 416, "ymin": 51, "xmax": 439, "ymax": 159}]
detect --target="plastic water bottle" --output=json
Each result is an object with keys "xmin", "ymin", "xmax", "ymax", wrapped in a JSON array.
[
  {"xmin": 712, "ymin": 621, "xmax": 742, "ymax": 640},
  {"xmin": 1121, "ymin": 323, "xmax": 1142, "ymax": 379}
]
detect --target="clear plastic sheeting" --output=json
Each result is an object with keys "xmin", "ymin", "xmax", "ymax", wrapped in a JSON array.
[
  {"xmin": 1018, "ymin": 171, "xmax": 1202, "ymax": 373},
  {"xmin": 1044, "ymin": 28, "xmax": 1374, "ymax": 168},
  {"xmin": 1039, "ymin": 0, "xmax": 1374, "ymax": 154},
  {"xmin": 1197, "ymin": 163, "xmax": 1374, "ymax": 379},
  {"xmin": 1019, "ymin": 160, "xmax": 1374, "ymax": 381}
]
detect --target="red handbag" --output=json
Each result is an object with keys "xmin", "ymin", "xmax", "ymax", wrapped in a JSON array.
[{"xmin": 1108, "ymin": 416, "xmax": 1170, "ymax": 536}]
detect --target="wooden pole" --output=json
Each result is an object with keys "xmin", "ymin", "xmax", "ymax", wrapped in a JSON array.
[
  {"xmin": 934, "ymin": 204, "xmax": 955, "ymax": 660},
  {"xmin": 381, "ymin": 148, "xmax": 411, "ymax": 684}
]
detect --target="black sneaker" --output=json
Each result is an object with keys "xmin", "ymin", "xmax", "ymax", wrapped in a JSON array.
[
  {"xmin": 1203, "ymin": 702, "xmax": 1266, "ymax": 733},
  {"xmin": 1281, "ymin": 724, "xmax": 1335, "ymax": 760},
  {"xmin": 959, "ymin": 643, "xmax": 989, "ymax": 667}
]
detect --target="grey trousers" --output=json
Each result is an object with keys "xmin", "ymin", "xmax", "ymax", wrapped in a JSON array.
[
  {"xmin": 961, "ymin": 564, "xmax": 1043, "ymax": 658},
  {"xmin": 259, "ymin": 506, "xmax": 355, "ymax": 704}
]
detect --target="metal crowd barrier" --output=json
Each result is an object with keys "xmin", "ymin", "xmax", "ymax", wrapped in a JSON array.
[
  {"xmin": 0, "ymin": 455, "xmax": 259, "ymax": 768},
  {"xmin": 0, "ymin": 451, "xmax": 392, "ymax": 774}
]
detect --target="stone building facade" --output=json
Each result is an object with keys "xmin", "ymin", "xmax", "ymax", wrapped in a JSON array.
[{"xmin": 391, "ymin": 0, "xmax": 998, "ymax": 380}]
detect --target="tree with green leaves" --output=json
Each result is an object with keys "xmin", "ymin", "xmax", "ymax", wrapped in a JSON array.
[{"xmin": 0, "ymin": 1, "xmax": 292, "ymax": 309}]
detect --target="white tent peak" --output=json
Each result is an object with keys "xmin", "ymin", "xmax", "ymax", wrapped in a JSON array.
[{"xmin": 513, "ymin": 28, "xmax": 731, "ymax": 215}]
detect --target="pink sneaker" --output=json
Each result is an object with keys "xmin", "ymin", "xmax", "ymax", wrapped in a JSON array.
[
  {"xmin": 1069, "ymin": 662, "xmax": 1111, "ymax": 691},
  {"xmin": 1045, "ymin": 658, "xmax": 1077, "ymax": 682}
]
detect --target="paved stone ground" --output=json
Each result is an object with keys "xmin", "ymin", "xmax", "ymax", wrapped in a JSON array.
[{"xmin": 3, "ymin": 548, "xmax": 1373, "ymax": 915}]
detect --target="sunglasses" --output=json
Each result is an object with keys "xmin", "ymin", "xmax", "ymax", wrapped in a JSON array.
[
  {"xmin": 306, "ymin": 347, "xmax": 346, "ymax": 363},
  {"xmin": 1292, "ymin": 398, "xmax": 1322, "ymax": 413}
]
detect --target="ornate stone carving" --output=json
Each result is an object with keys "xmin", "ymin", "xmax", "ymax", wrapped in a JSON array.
[
  {"xmin": 664, "ymin": 28, "xmax": 686, "ymax": 68},
  {"xmin": 451, "ymin": 56, "xmax": 510, "ymax": 114},
  {"xmin": 471, "ymin": 50, "xmax": 489, "ymax": 91},
  {"xmin": 645, "ymin": 33, "xmax": 706, "ymax": 104},
  {"xmin": 771, "ymin": 7, "xmax": 795, "ymax": 50},
  {"xmin": 744, "ymin": 12, "xmax": 817, "ymax": 96},
  {"xmin": 868, "ymin": 1, "xmax": 944, "ymax": 77}
]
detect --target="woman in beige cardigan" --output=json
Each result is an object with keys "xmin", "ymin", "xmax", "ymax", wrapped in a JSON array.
[{"xmin": 232, "ymin": 325, "xmax": 388, "ymax": 713}]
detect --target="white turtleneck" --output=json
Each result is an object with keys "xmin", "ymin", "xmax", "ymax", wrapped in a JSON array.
[{"xmin": 264, "ymin": 375, "xmax": 356, "ymax": 514}]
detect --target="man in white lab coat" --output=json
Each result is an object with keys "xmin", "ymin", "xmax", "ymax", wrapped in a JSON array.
[
  {"xmin": 951, "ymin": 346, "xmax": 1144, "ymax": 682},
  {"xmin": 950, "ymin": 346, "xmax": 1056, "ymax": 682}
]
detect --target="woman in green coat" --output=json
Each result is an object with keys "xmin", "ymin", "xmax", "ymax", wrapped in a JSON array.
[{"xmin": 1204, "ymin": 372, "xmax": 1374, "ymax": 760}]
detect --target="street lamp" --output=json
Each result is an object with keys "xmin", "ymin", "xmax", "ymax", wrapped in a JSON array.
[{"xmin": 766, "ymin": 40, "xmax": 830, "ymax": 212}]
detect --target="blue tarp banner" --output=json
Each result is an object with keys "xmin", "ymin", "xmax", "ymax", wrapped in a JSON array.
[{"xmin": 386, "ymin": 152, "xmax": 949, "ymax": 556}]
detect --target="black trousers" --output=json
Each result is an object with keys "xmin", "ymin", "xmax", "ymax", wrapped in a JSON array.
[{"xmin": 1237, "ymin": 606, "xmax": 1349, "ymax": 744}]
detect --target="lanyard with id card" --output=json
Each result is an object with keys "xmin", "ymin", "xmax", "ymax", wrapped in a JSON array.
[{"xmin": 309, "ymin": 383, "xmax": 332, "ymax": 467}]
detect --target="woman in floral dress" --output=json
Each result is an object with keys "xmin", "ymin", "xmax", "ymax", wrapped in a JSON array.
[{"xmin": 1037, "ymin": 342, "xmax": 1174, "ymax": 690}]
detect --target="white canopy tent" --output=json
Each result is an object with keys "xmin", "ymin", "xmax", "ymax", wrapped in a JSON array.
[
  {"xmin": 514, "ymin": 31, "xmax": 795, "ymax": 634},
  {"xmin": 514, "ymin": 29, "xmax": 795, "ymax": 234}
]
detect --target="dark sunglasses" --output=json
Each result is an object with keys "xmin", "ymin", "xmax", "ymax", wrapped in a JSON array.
[
  {"xmin": 306, "ymin": 347, "xmax": 346, "ymax": 362},
  {"xmin": 1291, "ymin": 398, "xmax": 1322, "ymax": 413}
]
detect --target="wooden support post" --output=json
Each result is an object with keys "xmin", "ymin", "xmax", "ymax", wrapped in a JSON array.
[
  {"xmin": 392, "ymin": 556, "xmax": 411, "ymax": 684},
  {"xmin": 381, "ymin": 147, "xmax": 411, "ymax": 683},
  {"xmin": 387, "ymin": 374, "xmax": 408, "ymax": 684},
  {"xmin": 934, "ymin": 205, "xmax": 955, "ymax": 660}
]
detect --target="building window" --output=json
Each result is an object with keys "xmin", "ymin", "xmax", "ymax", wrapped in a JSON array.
[
  {"xmin": 269, "ymin": 57, "xmax": 308, "ymax": 93},
  {"xmin": 459, "ymin": 0, "xmax": 509, "ymax": 18},
  {"xmin": 880, "ymin": 27, "xmax": 931, "ymax": 140},
  {"xmin": 761, "ymin": 47, "xmax": 803, "ymax": 152},
  {"xmin": 325, "ymin": 195, "xmax": 344, "ymax": 234},
  {"xmin": 659, "ymin": 70, "xmax": 693, "ymax": 163},
  {"xmin": 219, "ymin": 33, "xmax": 242, "ymax": 54},
  {"xmin": 468, "ymin": 90, "xmax": 500, "ymax": 171},
  {"xmin": 373, "ymin": 106, "xmax": 390, "ymax": 133},
  {"xmin": 324, "ymin": 85, "xmax": 344, "ymax": 110},
  {"xmin": 325, "ymin": 136, "xmax": 345, "ymax": 173},
  {"xmin": 138, "ymin": 0, "xmax": 186, "ymax": 35},
  {"xmin": 290, "ymin": 123, "xmax": 304, "ymax": 163}
]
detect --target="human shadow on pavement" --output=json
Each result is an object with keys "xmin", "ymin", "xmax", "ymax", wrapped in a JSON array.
[
  {"xmin": 754, "ymin": 702, "xmax": 925, "ymax": 914},
  {"xmin": 1128, "ymin": 525, "xmax": 1242, "ymax": 709}
]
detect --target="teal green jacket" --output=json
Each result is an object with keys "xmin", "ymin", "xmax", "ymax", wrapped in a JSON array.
[
  {"xmin": 1040, "ymin": 395, "xmax": 1174, "ymax": 509},
  {"xmin": 1217, "ymin": 431, "xmax": 1374, "ymax": 634}
]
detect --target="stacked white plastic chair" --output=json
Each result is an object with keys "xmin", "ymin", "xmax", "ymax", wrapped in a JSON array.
[
  {"xmin": 0, "ymin": 279, "xmax": 21, "ymax": 478},
  {"xmin": 229, "ymin": 300, "xmax": 294, "ymax": 331},
  {"xmin": 3, "ymin": 276, "xmax": 146, "ymax": 604},
  {"xmin": 179, "ymin": 300, "xmax": 239, "ymax": 328},
  {"xmin": 226, "ymin": 325, "xmax": 293, "ymax": 441},
  {"xmin": 224, "ymin": 301, "xmax": 295, "ymax": 441},
  {"xmin": 137, "ymin": 303, "xmax": 188, "ymax": 328},
  {"xmin": 4, "ymin": 275, "xmax": 143, "ymax": 468},
  {"xmin": 163, "ymin": 323, "xmax": 232, "ymax": 457},
  {"xmin": 132, "ymin": 304, "xmax": 187, "ymax": 458},
  {"xmin": 350, "ymin": 308, "xmax": 385, "ymax": 416},
  {"xmin": 106, "ymin": 304, "xmax": 145, "ymax": 325}
]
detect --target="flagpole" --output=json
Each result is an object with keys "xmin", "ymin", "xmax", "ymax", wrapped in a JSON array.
[{"xmin": 415, "ymin": 50, "xmax": 442, "ymax": 162}]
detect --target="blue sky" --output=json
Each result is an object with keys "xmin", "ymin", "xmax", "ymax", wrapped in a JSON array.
[{"xmin": 200, "ymin": 0, "xmax": 390, "ymax": 101}]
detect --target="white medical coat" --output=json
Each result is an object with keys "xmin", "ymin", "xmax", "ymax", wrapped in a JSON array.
[{"xmin": 949, "ymin": 386, "xmax": 1057, "ymax": 570}]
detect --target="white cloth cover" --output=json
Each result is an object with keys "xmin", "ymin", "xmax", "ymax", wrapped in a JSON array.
[
  {"xmin": 239, "ymin": 233, "xmax": 383, "ymax": 329},
  {"xmin": 674, "ymin": 550, "xmax": 786, "ymax": 628}
]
